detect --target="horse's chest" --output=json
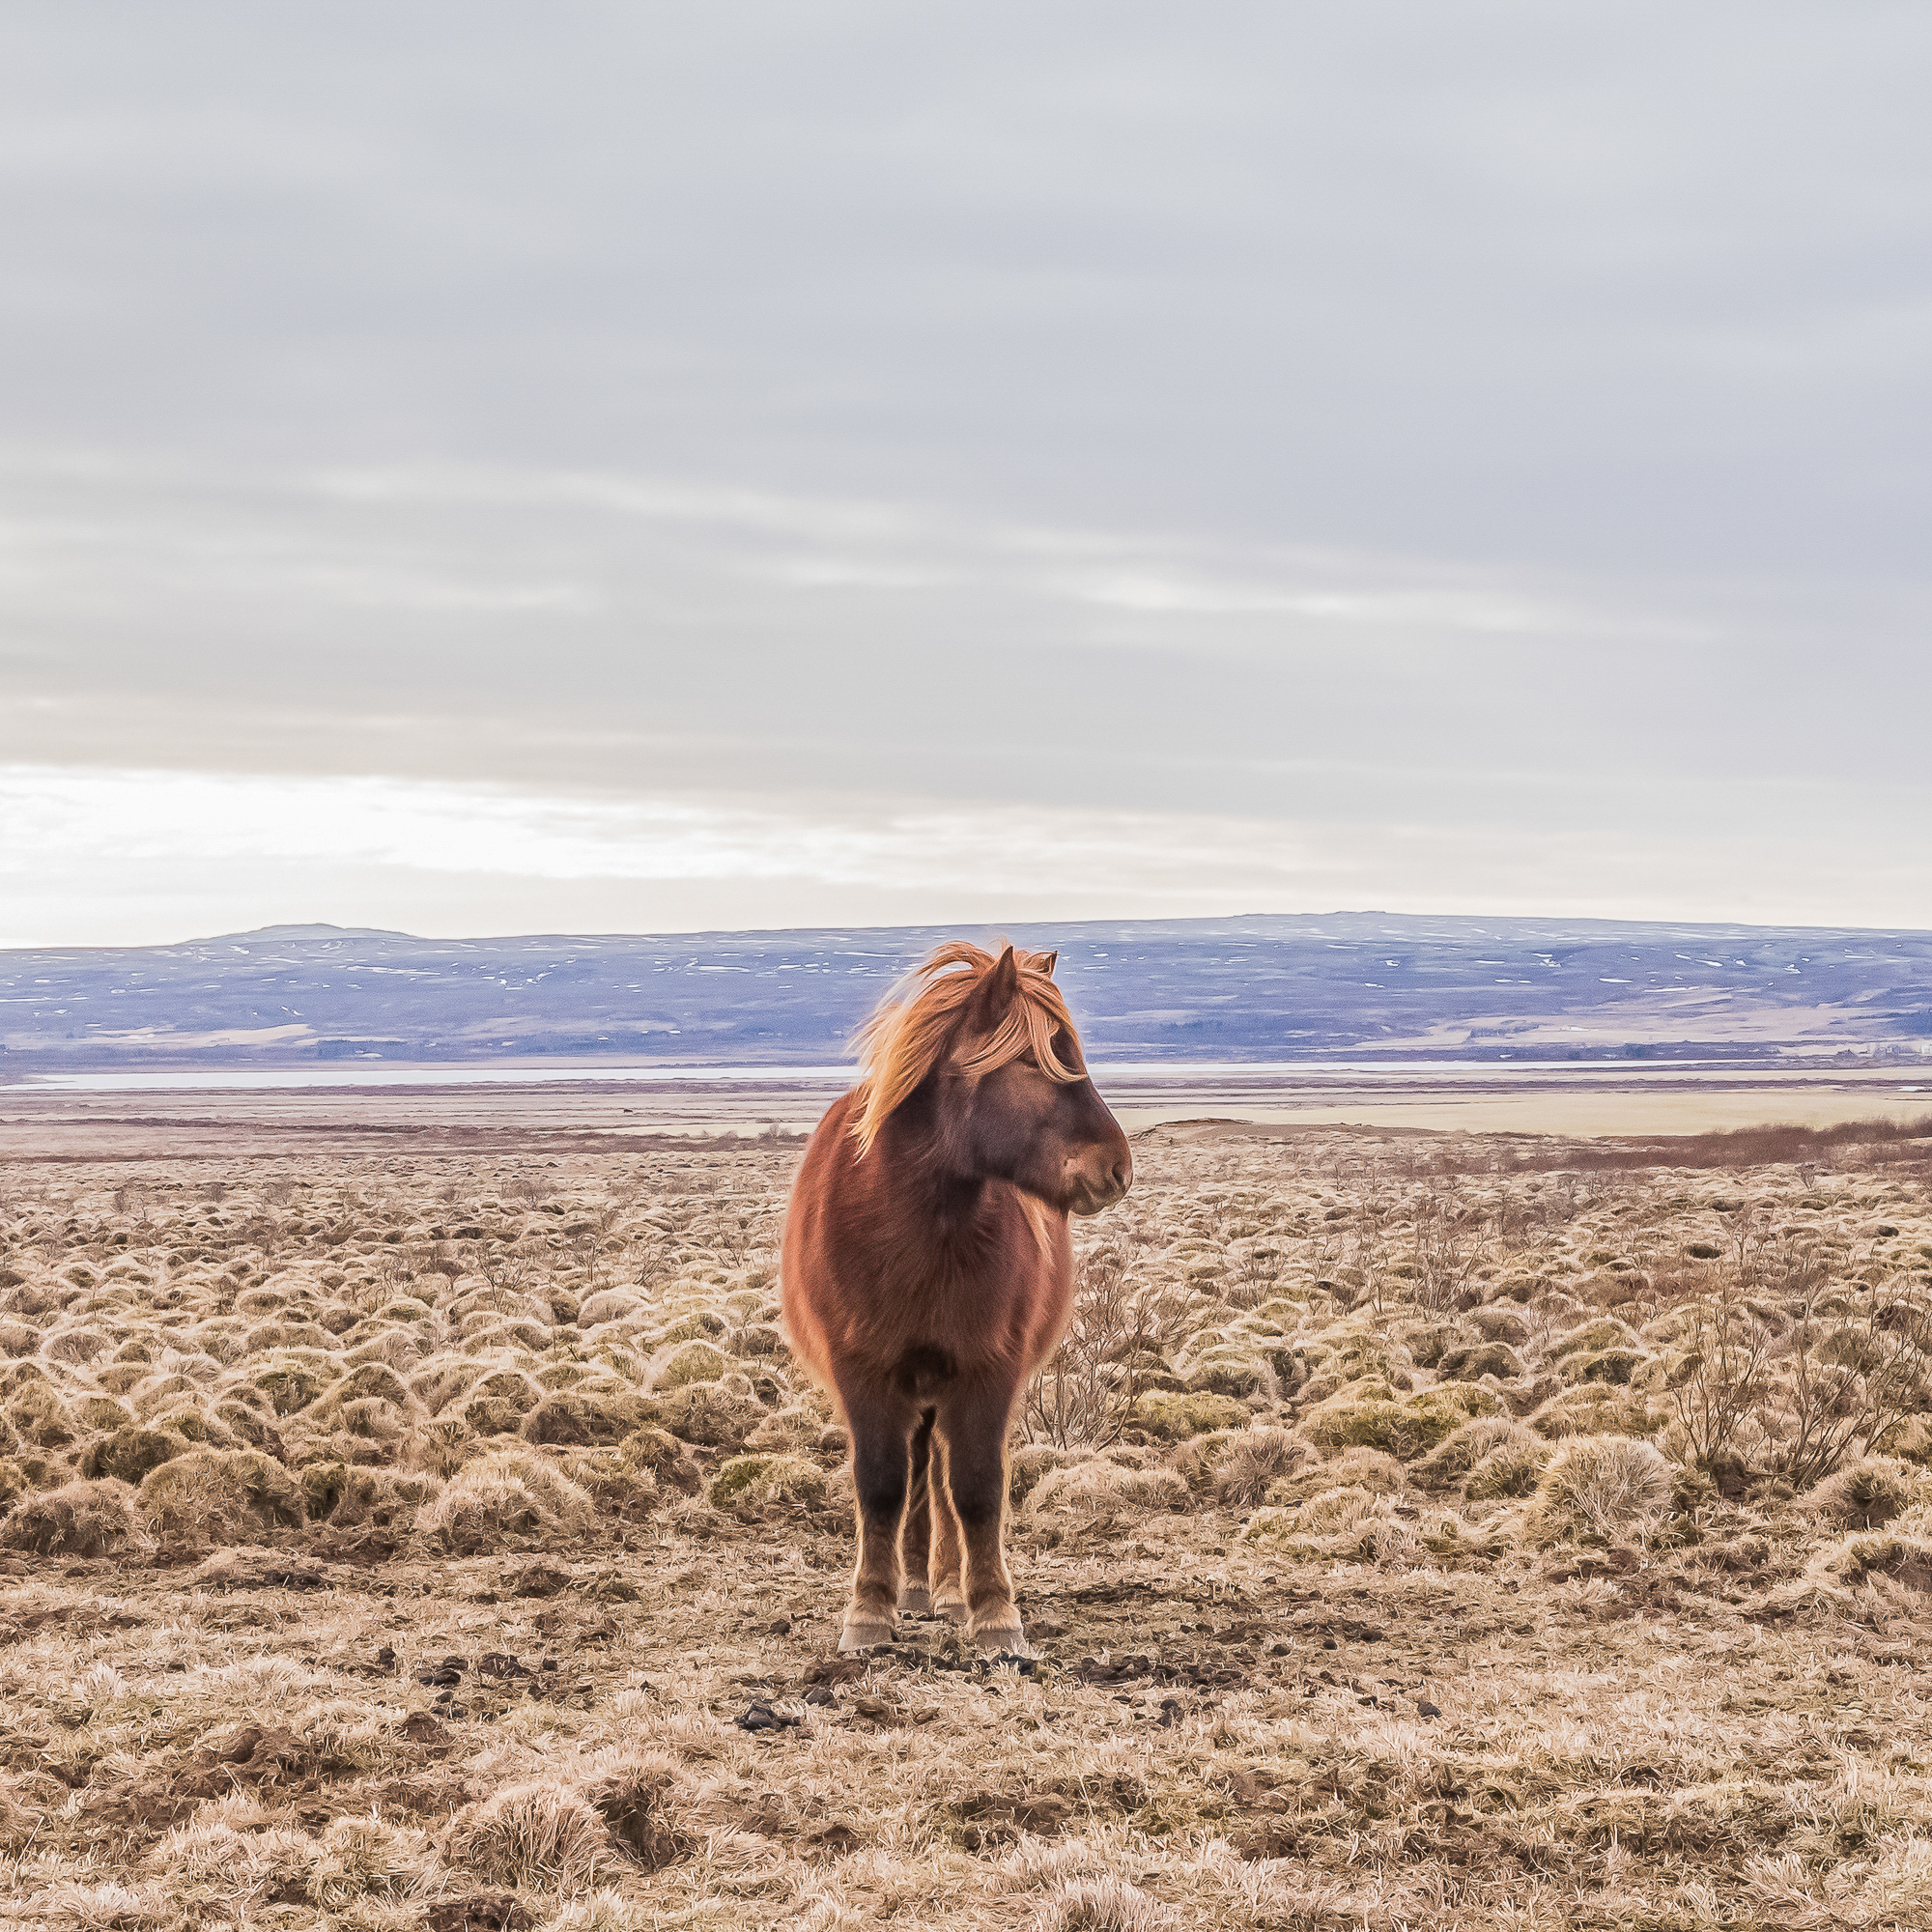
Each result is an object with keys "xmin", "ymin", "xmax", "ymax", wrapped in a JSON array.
[{"xmin": 888, "ymin": 1246, "xmax": 1064, "ymax": 1354}]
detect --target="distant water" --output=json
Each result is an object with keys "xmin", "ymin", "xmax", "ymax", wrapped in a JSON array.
[
  {"xmin": 8, "ymin": 1058, "xmax": 1889, "ymax": 1094},
  {"xmin": 14, "ymin": 1065, "xmax": 859, "ymax": 1093}
]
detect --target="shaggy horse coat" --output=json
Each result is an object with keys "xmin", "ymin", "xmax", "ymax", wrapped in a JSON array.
[{"xmin": 781, "ymin": 942, "xmax": 1133, "ymax": 1652}]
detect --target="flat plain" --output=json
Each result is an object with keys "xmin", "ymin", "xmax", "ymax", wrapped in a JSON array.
[{"xmin": 4, "ymin": 1100, "xmax": 1932, "ymax": 1931}]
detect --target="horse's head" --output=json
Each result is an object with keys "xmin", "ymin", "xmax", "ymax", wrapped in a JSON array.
[{"xmin": 940, "ymin": 945, "xmax": 1133, "ymax": 1216}]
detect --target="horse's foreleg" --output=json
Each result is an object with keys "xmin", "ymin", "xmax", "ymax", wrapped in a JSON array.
[
  {"xmin": 937, "ymin": 1381, "xmax": 1027, "ymax": 1655},
  {"xmin": 898, "ymin": 1409, "xmax": 935, "ymax": 1614},
  {"xmin": 840, "ymin": 1386, "xmax": 917, "ymax": 1651}
]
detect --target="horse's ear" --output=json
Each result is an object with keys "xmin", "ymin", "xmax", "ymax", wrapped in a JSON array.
[
  {"xmin": 967, "ymin": 944, "xmax": 1022, "ymax": 1027},
  {"xmin": 1037, "ymin": 951, "xmax": 1058, "ymax": 979}
]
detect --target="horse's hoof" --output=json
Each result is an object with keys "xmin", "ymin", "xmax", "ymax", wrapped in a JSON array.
[
  {"xmin": 933, "ymin": 1596, "xmax": 970, "ymax": 1626},
  {"xmin": 838, "ymin": 1619, "xmax": 894, "ymax": 1653},
  {"xmin": 898, "ymin": 1582, "xmax": 931, "ymax": 1614},
  {"xmin": 974, "ymin": 1631, "xmax": 1036, "ymax": 1662}
]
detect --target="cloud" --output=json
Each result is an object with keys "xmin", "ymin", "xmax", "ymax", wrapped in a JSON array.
[
  {"xmin": 1, "ymin": 9, "xmax": 1929, "ymax": 942},
  {"xmin": 5, "ymin": 763, "xmax": 1930, "ymax": 949}
]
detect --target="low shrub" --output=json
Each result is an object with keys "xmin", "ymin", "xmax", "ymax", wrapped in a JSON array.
[
  {"xmin": 453, "ymin": 1366, "xmax": 544, "ymax": 1436},
  {"xmin": 439, "ymin": 1783, "xmax": 620, "ymax": 1892},
  {"xmin": 1436, "ymin": 1342, "xmax": 1525, "ymax": 1382},
  {"xmin": 1559, "ymin": 1348, "xmax": 1650, "ymax": 1387},
  {"xmin": 6, "ymin": 1382, "xmax": 76, "ymax": 1449},
  {"xmin": 303, "ymin": 1360, "xmax": 415, "ymax": 1421},
  {"xmin": 1292, "ymin": 1484, "xmax": 1385, "ymax": 1533},
  {"xmin": 145, "ymin": 1404, "xmax": 235, "ymax": 1448},
  {"xmin": 1009, "ymin": 1443, "xmax": 1089, "ymax": 1504},
  {"xmin": 410, "ymin": 1415, "xmax": 479, "ymax": 1480},
  {"xmin": 1399, "ymin": 1322, "xmax": 1468, "ymax": 1370},
  {"xmin": 248, "ymin": 1355, "xmax": 338, "ymax": 1416},
  {"xmin": 552, "ymin": 1449, "xmax": 659, "ymax": 1520},
  {"xmin": 575, "ymin": 1290, "xmax": 644, "ymax": 1328},
  {"xmin": 40, "ymin": 1326, "xmax": 111, "ymax": 1365},
  {"xmin": 578, "ymin": 1749, "xmax": 694, "ymax": 1872},
  {"xmin": 301, "ymin": 1460, "xmax": 352, "ymax": 1521},
  {"xmin": 1469, "ymin": 1306, "xmax": 1531, "ymax": 1345},
  {"xmin": 650, "ymin": 1310, "xmax": 727, "ymax": 1346},
  {"xmin": 1242, "ymin": 1484, "xmax": 1381, "ymax": 1545},
  {"xmin": 1178, "ymin": 1351, "xmax": 1278, "ymax": 1401},
  {"xmin": 739, "ymin": 1403, "xmax": 831, "ymax": 1462},
  {"xmin": 1530, "ymin": 1382, "xmax": 1664, "ymax": 1440},
  {"xmin": 213, "ymin": 1399, "xmax": 286, "ymax": 1457},
  {"xmin": 75, "ymin": 1391, "xmax": 137, "ymax": 1432},
  {"xmin": 319, "ymin": 1466, "xmax": 442, "ymax": 1531},
  {"xmin": 646, "ymin": 1340, "xmax": 731, "ymax": 1391},
  {"xmin": 303, "ymin": 1813, "xmax": 440, "ymax": 1912},
  {"xmin": 1552, "ymin": 1318, "xmax": 1641, "ymax": 1359}
]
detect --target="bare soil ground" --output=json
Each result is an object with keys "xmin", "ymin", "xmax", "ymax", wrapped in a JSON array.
[
  {"xmin": 3, "ymin": 1114, "xmax": 1932, "ymax": 1929},
  {"xmin": 8, "ymin": 1059, "xmax": 1930, "ymax": 1156}
]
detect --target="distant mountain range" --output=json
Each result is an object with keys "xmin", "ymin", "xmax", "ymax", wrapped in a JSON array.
[{"xmin": 4, "ymin": 914, "xmax": 1931, "ymax": 1076}]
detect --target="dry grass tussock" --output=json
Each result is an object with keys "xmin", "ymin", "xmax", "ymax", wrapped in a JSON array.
[
  {"xmin": 1527, "ymin": 1435, "xmax": 1674, "ymax": 1543},
  {"xmin": 417, "ymin": 1444, "xmax": 597, "ymax": 1553},
  {"xmin": 138, "ymin": 1447, "xmax": 304, "ymax": 1552},
  {"xmin": 1, "ymin": 1121, "xmax": 1931, "ymax": 1927},
  {"xmin": 1023, "ymin": 1457, "xmax": 1188, "ymax": 1537},
  {"xmin": 0, "ymin": 1475, "xmax": 143, "ymax": 1556}
]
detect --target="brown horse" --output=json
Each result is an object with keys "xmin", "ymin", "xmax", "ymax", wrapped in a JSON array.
[{"xmin": 781, "ymin": 941, "xmax": 1133, "ymax": 1654}]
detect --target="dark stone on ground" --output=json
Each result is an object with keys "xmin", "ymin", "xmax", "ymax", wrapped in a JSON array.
[{"xmin": 734, "ymin": 1700, "xmax": 800, "ymax": 1733}]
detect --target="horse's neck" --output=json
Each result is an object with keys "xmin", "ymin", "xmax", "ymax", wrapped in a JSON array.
[{"xmin": 876, "ymin": 1112, "xmax": 1006, "ymax": 1248}]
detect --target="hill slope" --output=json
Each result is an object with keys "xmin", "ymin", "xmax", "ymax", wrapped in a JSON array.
[{"xmin": 4, "ymin": 913, "xmax": 1931, "ymax": 1075}]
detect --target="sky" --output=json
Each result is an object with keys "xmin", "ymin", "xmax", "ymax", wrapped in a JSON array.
[{"xmin": 2, "ymin": 3, "xmax": 1929, "ymax": 947}]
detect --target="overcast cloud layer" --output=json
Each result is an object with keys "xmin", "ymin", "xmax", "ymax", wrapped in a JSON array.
[{"xmin": 2, "ymin": 4, "xmax": 1928, "ymax": 945}]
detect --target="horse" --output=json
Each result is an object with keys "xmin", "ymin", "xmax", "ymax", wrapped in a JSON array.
[{"xmin": 781, "ymin": 940, "xmax": 1134, "ymax": 1655}]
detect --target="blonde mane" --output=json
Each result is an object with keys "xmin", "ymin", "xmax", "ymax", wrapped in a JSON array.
[{"xmin": 848, "ymin": 941, "xmax": 1082, "ymax": 1155}]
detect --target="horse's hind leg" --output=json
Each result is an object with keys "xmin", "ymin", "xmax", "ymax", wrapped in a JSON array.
[
  {"xmin": 927, "ymin": 1434, "xmax": 967, "ymax": 1625},
  {"xmin": 840, "ymin": 1385, "xmax": 918, "ymax": 1652},
  {"xmin": 898, "ymin": 1410, "xmax": 936, "ymax": 1614},
  {"xmin": 936, "ymin": 1379, "xmax": 1028, "ymax": 1655}
]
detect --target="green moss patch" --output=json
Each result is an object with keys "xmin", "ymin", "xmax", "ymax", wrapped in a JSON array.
[
  {"xmin": 1301, "ymin": 1380, "xmax": 1501, "ymax": 1460},
  {"xmin": 710, "ymin": 1453, "xmax": 828, "ymax": 1514},
  {"xmin": 1130, "ymin": 1389, "xmax": 1251, "ymax": 1441}
]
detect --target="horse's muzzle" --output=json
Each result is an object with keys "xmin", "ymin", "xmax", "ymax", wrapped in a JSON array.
[{"xmin": 1065, "ymin": 1151, "xmax": 1133, "ymax": 1216}]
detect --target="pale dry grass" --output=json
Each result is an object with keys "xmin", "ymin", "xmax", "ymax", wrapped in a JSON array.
[
  {"xmin": 0, "ymin": 1124, "xmax": 1928, "ymax": 1928},
  {"xmin": 417, "ymin": 1444, "xmax": 598, "ymax": 1552}
]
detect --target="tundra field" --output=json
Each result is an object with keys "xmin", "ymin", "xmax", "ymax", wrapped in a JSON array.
[{"xmin": 4, "ymin": 1119, "xmax": 1932, "ymax": 1931}]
